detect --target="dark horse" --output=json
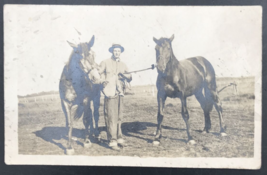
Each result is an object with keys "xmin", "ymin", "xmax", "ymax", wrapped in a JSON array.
[
  {"xmin": 153, "ymin": 34, "xmax": 227, "ymax": 145},
  {"xmin": 59, "ymin": 35, "xmax": 104, "ymax": 154}
]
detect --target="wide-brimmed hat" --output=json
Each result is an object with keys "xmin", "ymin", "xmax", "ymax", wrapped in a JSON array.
[{"xmin": 109, "ymin": 44, "xmax": 124, "ymax": 53}]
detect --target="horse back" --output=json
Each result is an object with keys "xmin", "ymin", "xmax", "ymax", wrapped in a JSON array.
[
  {"xmin": 179, "ymin": 56, "xmax": 217, "ymax": 95},
  {"xmin": 181, "ymin": 56, "xmax": 216, "ymax": 80},
  {"xmin": 189, "ymin": 56, "xmax": 217, "ymax": 89}
]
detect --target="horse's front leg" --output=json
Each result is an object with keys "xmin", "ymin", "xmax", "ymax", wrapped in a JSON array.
[
  {"xmin": 180, "ymin": 96, "xmax": 196, "ymax": 145},
  {"xmin": 153, "ymin": 91, "xmax": 166, "ymax": 145},
  {"xmin": 93, "ymin": 94, "xmax": 101, "ymax": 142},
  {"xmin": 83, "ymin": 97, "xmax": 93, "ymax": 148}
]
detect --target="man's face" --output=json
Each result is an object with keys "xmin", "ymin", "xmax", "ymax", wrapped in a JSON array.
[{"xmin": 113, "ymin": 48, "xmax": 121, "ymax": 59}]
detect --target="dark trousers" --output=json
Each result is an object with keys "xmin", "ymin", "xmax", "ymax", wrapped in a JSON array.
[{"xmin": 104, "ymin": 96, "xmax": 123, "ymax": 142}]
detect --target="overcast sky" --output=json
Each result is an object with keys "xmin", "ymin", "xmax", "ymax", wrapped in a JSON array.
[{"xmin": 4, "ymin": 5, "xmax": 262, "ymax": 96}]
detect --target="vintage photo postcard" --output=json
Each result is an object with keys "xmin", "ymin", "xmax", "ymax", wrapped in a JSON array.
[{"xmin": 4, "ymin": 5, "xmax": 262, "ymax": 169}]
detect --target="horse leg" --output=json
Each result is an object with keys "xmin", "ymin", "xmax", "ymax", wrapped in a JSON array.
[
  {"xmin": 205, "ymin": 86, "xmax": 227, "ymax": 136},
  {"xmin": 62, "ymin": 99, "xmax": 75, "ymax": 155},
  {"xmin": 83, "ymin": 97, "xmax": 93, "ymax": 147},
  {"xmin": 153, "ymin": 92, "xmax": 166, "ymax": 145},
  {"xmin": 195, "ymin": 90, "xmax": 212, "ymax": 134},
  {"xmin": 61, "ymin": 99, "xmax": 69, "ymax": 128},
  {"xmin": 93, "ymin": 94, "xmax": 101, "ymax": 142},
  {"xmin": 181, "ymin": 95, "xmax": 196, "ymax": 145}
]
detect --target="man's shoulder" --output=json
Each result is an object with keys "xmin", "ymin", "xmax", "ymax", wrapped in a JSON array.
[
  {"xmin": 119, "ymin": 61, "xmax": 127, "ymax": 67},
  {"xmin": 100, "ymin": 58, "xmax": 112, "ymax": 64}
]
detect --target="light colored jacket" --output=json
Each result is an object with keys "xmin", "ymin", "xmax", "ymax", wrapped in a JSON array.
[{"xmin": 99, "ymin": 57, "xmax": 132, "ymax": 97}]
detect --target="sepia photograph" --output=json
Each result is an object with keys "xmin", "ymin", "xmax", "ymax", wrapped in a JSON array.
[{"xmin": 4, "ymin": 5, "xmax": 262, "ymax": 168}]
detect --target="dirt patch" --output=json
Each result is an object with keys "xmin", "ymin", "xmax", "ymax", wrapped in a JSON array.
[{"xmin": 18, "ymin": 90, "xmax": 254, "ymax": 157}]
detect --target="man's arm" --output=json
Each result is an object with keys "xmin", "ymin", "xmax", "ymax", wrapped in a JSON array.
[{"xmin": 119, "ymin": 64, "xmax": 132, "ymax": 82}]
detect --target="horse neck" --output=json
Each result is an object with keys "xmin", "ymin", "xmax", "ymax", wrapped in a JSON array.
[
  {"xmin": 67, "ymin": 51, "xmax": 75, "ymax": 70},
  {"xmin": 66, "ymin": 52, "xmax": 85, "ymax": 78},
  {"xmin": 165, "ymin": 48, "xmax": 179, "ymax": 74}
]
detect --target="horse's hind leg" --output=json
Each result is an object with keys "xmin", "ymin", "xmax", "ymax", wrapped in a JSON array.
[
  {"xmin": 180, "ymin": 95, "xmax": 196, "ymax": 145},
  {"xmin": 61, "ymin": 99, "xmax": 75, "ymax": 155},
  {"xmin": 61, "ymin": 99, "xmax": 69, "ymax": 128},
  {"xmin": 205, "ymin": 85, "xmax": 227, "ymax": 136},
  {"xmin": 83, "ymin": 97, "xmax": 93, "ymax": 147},
  {"xmin": 195, "ymin": 90, "xmax": 212, "ymax": 133}
]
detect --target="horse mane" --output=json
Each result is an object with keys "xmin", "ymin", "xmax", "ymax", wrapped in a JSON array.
[{"xmin": 67, "ymin": 51, "xmax": 74, "ymax": 69}]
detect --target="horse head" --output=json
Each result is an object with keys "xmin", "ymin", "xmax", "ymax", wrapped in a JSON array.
[
  {"xmin": 66, "ymin": 35, "xmax": 103, "ymax": 85},
  {"xmin": 67, "ymin": 35, "xmax": 95, "ymax": 67},
  {"xmin": 153, "ymin": 34, "xmax": 175, "ymax": 73}
]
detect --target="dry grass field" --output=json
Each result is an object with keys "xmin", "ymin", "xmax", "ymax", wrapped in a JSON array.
[{"xmin": 18, "ymin": 77, "xmax": 255, "ymax": 157}]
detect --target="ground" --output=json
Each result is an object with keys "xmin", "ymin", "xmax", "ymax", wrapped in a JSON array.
[{"xmin": 18, "ymin": 77, "xmax": 255, "ymax": 157}]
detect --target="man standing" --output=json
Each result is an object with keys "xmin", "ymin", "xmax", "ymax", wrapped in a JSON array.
[{"xmin": 98, "ymin": 44, "xmax": 132, "ymax": 150}]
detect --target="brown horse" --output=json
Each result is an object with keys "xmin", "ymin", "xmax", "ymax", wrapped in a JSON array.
[
  {"xmin": 153, "ymin": 34, "xmax": 227, "ymax": 145},
  {"xmin": 59, "ymin": 35, "xmax": 104, "ymax": 154}
]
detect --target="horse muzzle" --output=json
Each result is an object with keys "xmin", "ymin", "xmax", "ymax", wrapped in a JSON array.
[{"xmin": 156, "ymin": 65, "xmax": 166, "ymax": 73}]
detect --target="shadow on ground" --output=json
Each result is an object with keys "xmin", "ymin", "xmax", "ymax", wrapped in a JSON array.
[
  {"xmin": 33, "ymin": 126, "xmax": 107, "ymax": 151},
  {"xmin": 34, "ymin": 121, "xmax": 185, "ymax": 152},
  {"xmin": 121, "ymin": 121, "xmax": 184, "ymax": 143}
]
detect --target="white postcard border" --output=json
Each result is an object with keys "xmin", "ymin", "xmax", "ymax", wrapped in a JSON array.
[{"xmin": 4, "ymin": 5, "xmax": 262, "ymax": 169}]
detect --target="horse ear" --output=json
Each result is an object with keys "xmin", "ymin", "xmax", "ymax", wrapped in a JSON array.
[
  {"xmin": 67, "ymin": 41, "xmax": 77, "ymax": 48},
  {"xmin": 153, "ymin": 37, "xmax": 160, "ymax": 45},
  {"xmin": 169, "ymin": 34, "xmax": 174, "ymax": 42},
  {"xmin": 87, "ymin": 35, "xmax": 95, "ymax": 48}
]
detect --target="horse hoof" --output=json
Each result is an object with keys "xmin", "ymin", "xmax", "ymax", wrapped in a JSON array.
[
  {"xmin": 187, "ymin": 140, "xmax": 196, "ymax": 145},
  {"xmin": 153, "ymin": 140, "xmax": 160, "ymax": 146},
  {"xmin": 220, "ymin": 132, "xmax": 227, "ymax": 137},
  {"xmin": 83, "ymin": 142, "xmax": 92, "ymax": 148},
  {"xmin": 65, "ymin": 148, "xmax": 75, "ymax": 155},
  {"xmin": 201, "ymin": 130, "xmax": 208, "ymax": 134}
]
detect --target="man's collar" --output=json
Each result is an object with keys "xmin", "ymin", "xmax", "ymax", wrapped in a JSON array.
[{"xmin": 111, "ymin": 56, "xmax": 120, "ymax": 62}]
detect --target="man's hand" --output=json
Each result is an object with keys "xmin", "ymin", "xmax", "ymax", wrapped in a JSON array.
[
  {"xmin": 118, "ymin": 73, "xmax": 132, "ymax": 82},
  {"xmin": 118, "ymin": 73, "xmax": 125, "ymax": 79},
  {"xmin": 102, "ymin": 80, "xmax": 109, "ymax": 88}
]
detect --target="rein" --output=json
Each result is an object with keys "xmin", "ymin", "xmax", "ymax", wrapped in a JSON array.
[{"xmin": 124, "ymin": 64, "xmax": 157, "ymax": 74}]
